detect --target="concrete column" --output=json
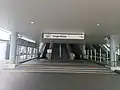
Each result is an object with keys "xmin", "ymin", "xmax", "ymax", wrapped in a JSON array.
[
  {"xmin": 9, "ymin": 31, "xmax": 17, "ymax": 64},
  {"xmin": 110, "ymin": 35, "xmax": 117, "ymax": 66}
]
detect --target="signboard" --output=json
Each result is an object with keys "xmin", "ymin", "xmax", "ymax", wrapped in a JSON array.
[{"xmin": 43, "ymin": 33, "xmax": 84, "ymax": 40}]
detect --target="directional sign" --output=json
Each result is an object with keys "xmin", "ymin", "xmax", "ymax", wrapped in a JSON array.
[{"xmin": 43, "ymin": 33, "xmax": 84, "ymax": 40}]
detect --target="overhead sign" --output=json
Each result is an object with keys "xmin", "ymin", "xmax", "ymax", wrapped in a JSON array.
[{"xmin": 43, "ymin": 33, "xmax": 84, "ymax": 39}]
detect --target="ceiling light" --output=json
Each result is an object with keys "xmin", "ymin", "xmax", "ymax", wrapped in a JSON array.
[
  {"xmin": 30, "ymin": 21, "xmax": 35, "ymax": 24},
  {"xmin": 97, "ymin": 23, "xmax": 100, "ymax": 26}
]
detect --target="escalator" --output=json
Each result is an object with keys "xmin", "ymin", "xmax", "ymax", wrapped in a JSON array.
[
  {"xmin": 51, "ymin": 43, "xmax": 70, "ymax": 60},
  {"xmin": 51, "ymin": 43, "xmax": 61, "ymax": 60},
  {"xmin": 61, "ymin": 44, "xmax": 69, "ymax": 60},
  {"xmin": 70, "ymin": 44, "xmax": 82, "ymax": 59},
  {"xmin": 42, "ymin": 43, "xmax": 50, "ymax": 59}
]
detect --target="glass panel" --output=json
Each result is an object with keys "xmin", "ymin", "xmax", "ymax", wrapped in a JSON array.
[
  {"xmin": 36, "ymin": 49, "xmax": 37, "ymax": 54},
  {"xmin": 19, "ymin": 46, "xmax": 26, "ymax": 55},
  {"xmin": 0, "ymin": 29, "xmax": 10, "ymax": 40},
  {"xmin": 27, "ymin": 47, "xmax": 32, "ymax": 54},
  {"xmin": 27, "ymin": 55, "xmax": 31, "ymax": 59},
  {"xmin": 16, "ymin": 45, "xmax": 20, "ymax": 56},
  {"xmin": 17, "ymin": 45, "xmax": 36, "ymax": 62},
  {"xmin": 0, "ymin": 41, "xmax": 7, "ymax": 60},
  {"xmin": 20, "ymin": 55, "xmax": 24, "ymax": 60},
  {"xmin": 27, "ymin": 47, "xmax": 30, "ymax": 54},
  {"xmin": 33, "ymin": 48, "xmax": 36, "ymax": 54},
  {"xmin": 30, "ymin": 47, "xmax": 32, "ymax": 54}
]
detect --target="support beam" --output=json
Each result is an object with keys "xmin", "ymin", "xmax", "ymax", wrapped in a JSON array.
[
  {"xmin": 9, "ymin": 31, "xmax": 17, "ymax": 64},
  {"xmin": 110, "ymin": 35, "xmax": 117, "ymax": 67}
]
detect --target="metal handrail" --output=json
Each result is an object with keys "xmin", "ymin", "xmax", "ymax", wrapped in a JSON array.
[{"xmin": 86, "ymin": 49, "xmax": 110, "ymax": 65}]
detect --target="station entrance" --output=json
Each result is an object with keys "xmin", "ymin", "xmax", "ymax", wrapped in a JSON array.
[{"xmin": 38, "ymin": 33, "xmax": 111, "ymax": 66}]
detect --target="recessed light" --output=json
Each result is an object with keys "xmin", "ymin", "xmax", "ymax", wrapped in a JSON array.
[
  {"xmin": 30, "ymin": 21, "xmax": 35, "ymax": 24},
  {"xmin": 97, "ymin": 23, "xmax": 100, "ymax": 26}
]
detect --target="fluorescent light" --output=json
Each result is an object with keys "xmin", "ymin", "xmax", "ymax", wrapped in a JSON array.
[
  {"xmin": 21, "ymin": 36, "xmax": 36, "ymax": 43},
  {"xmin": 0, "ymin": 28, "xmax": 11, "ymax": 34}
]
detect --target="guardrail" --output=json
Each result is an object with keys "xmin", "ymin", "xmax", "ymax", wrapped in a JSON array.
[{"xmin": 86, "ymin": 49, "xmax": 110, "ymax": 66}]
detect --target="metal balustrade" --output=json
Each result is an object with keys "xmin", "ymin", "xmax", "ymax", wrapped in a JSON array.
[{"xmin": 86, "ymin": 49, "xmax": 110, "ymax": 66}]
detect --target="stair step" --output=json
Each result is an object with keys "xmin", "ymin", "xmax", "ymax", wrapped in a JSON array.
[
  {"xmin": 8, "ymin": 64, "xmax": 115, "ymax": 74},
  {"xmin": 3, "ymin": 69, "xmax": 116, "ymax": 74}
]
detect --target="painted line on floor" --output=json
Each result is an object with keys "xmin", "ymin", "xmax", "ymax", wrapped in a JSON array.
[
  {"xmin": 15, "ymin": 69, "xmax": 110, "ymax": 72},
  {"xmin": 15, "ymin": 68, "xmax": 109, "ymax": 72},
  {"xmin": 17, "ymin": 66, "xmax": 107, "ymax": 69},
  {"xmin": 2, "ymin": 70, "xmax": 116, "ymax": 74},
  {"xmin": 20, "ymin": 64, "xmax": 96, "ymax": 65}
]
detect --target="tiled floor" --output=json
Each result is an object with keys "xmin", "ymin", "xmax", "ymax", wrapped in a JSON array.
[
  {"xmin": 0, "ymin": 72, "xmax": 120, "ymax": 90},
  {"xmin": 0, "ymin": 59, "xmax": 120, "ymax": 90}
]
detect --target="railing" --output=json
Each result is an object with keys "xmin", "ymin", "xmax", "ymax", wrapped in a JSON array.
[{"xmin": 86, "ymin": 49, "xmax": 110, "ymax": 66}]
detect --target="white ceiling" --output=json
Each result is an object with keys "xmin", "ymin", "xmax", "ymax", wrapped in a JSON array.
[{"xmin": 1, "ymin": 0, "xmax": 120, "ymax": 42}]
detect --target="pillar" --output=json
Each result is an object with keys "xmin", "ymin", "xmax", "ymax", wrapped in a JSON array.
[
  {"xmin": 110, "ymin": 35, "xmax": 117, "ymax": 66},
  {"xmin": 9, "ymin": 31, "xmax": 17, "ymax": 64}
]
